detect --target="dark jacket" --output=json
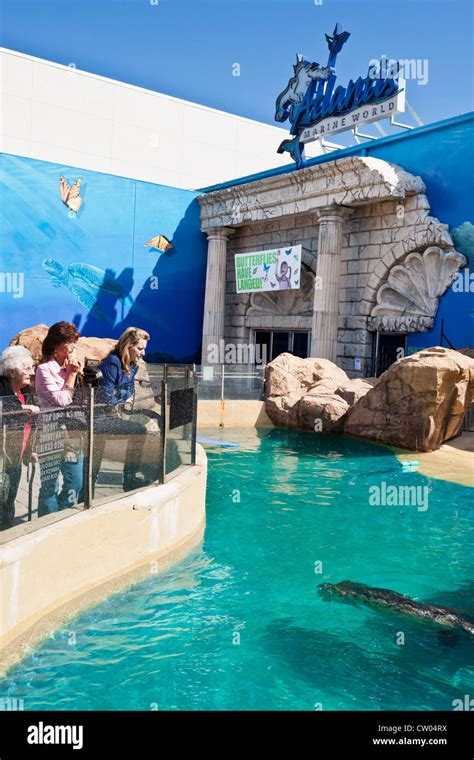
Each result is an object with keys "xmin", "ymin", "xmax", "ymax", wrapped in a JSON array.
[
  {"xmin": 97, "ymin": 353, "xmax": 138, "ymax": 407},
  {"xmin": 0, "ymin": 375, "xmax": 36, "ymax": 465}
]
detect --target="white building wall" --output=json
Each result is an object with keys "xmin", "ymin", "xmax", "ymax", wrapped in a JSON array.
[{"xmin": 0, "ymin": 48, "xmax": 328, "ymax": 190}]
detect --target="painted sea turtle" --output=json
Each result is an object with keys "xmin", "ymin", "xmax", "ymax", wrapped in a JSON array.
[{"xmin": 42, "ymin": 258, "xmax": 132, "ymax": 322}]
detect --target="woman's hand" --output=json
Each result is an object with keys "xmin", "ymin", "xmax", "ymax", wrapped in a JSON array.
[
  {"xmin": 66, "ymin": 356, "xmax": 82, "ymax": 374},
  {"xmin": 21, "ymin": 404, "xmax": 40, "ymax": 414}
]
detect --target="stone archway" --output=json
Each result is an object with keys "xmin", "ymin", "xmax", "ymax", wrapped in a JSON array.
[{"xmin": 246, "ymin": 267, "xmax": 315, "ymax": 332}]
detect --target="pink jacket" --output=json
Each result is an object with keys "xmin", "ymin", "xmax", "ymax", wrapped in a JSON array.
[{"xmin": 35, "ymin": 360, "xmax": 74, "ymax": 408}]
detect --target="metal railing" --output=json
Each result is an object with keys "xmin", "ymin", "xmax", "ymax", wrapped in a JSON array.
[
  {"xmin": 194, "ymin": 364, "xmax": 266, "ymax": 400},
  {"xmin": 0, "ymin": 364, "xmax": 197, "ymax": 536},
  {"xmin": 439, "ymin": 318, "xmax": 457, "ymax": 351}
]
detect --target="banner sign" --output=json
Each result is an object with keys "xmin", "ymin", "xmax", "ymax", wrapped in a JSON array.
[
  {"xmin": 275, "ymin": 22, "xmax": 406, "ymax": 166},
  {"xmin": 235, "ymin": 245, "xmax": 302, "ymax": 294}
]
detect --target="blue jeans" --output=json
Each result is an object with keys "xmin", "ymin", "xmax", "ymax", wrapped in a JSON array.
[{"xmin": 38, "ymin": 453, "xmax": 84, "ymax": 517}]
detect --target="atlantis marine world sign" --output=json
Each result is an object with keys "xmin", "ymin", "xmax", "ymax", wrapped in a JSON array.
[{"xmin": 275, "ymin": 23, "xmax": 406, "ymax": 167}]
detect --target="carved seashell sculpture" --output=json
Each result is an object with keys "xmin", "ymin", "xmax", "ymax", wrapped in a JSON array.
[{"xmin": 370, "ymin": 246, "xmax": 466, "ymax": 333}]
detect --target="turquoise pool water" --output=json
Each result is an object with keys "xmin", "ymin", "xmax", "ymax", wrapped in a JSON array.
[{"xmin": 1, "ymin": 428, "xmax": 473, "ymax": 710}]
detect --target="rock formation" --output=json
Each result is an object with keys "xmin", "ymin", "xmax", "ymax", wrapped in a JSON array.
[
  {"xmin": 265, "ymin": 353, "xmax": 373, "ymax": 433},
  {"xmin": 344, "ymin": 347, "xmax": 474, "ymax": 451},
  {"xmin": 265, "ymin": 348, "xmax": 474, "ymax": 451}
]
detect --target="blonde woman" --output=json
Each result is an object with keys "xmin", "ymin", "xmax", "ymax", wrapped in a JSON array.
[
  {"xmin": 93, "ymin": 328, "xmax": 153, "ymax": 493},
  {"xmin": 97, "ymin": 327, "xmax": 149, "ymax": 406}
]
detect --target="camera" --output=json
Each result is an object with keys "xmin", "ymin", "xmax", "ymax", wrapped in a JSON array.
[{"xmin": 82, "ymin": 364, "xmax": 103, "ymax": 387}]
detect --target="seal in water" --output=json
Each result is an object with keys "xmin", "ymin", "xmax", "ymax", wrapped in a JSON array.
[{"xmin": 318, "ymin": 580, "xmax": 474, "ymax": 636}]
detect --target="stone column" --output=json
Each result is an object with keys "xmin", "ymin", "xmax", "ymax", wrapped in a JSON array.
[
  {"xmin": 201, "ymin": 227, "xmax": 234, "ymax": 364},
  {"xmin": 311, "ymin": 205, "xmax": 352, "ymax": 363}
]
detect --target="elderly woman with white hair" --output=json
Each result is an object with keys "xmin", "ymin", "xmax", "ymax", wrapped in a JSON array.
[{"xmin": 0, "ymin": 345, "xmax": 39, "ymax": 530}]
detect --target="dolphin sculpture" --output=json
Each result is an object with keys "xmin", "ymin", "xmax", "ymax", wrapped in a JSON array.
[{"xmin": 318, "ymin": 580, "xmax": 474, "ymax": 636}]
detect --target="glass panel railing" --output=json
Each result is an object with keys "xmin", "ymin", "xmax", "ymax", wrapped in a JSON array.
[
  {"xmin": 162, "ymin": 368, "xmax": 197, "ymax": 481},
  {"xmin": 0, "ymin": 397, "xmax": 36, "ymax": 532},
  {"xmin": 35, "ymin": 403, "xmax": 88, "ymax": 516},
  {"xmin": 0, "ymin": 397, "xmax": 87, "ymax": 536},
  {"xmin": 90, "ymin": 387, "xmax": 163, "ymax": 503},
  {"xmin": 195, "ymin": 364, "xmax": 265, "ymax": 400},
  {"xmin": 195, "ymin": 364, "xmax": 223, "ymax": 400},
  {"xmin": 0, "ymin": 362, "xmax": 199, "ymax": 538}
]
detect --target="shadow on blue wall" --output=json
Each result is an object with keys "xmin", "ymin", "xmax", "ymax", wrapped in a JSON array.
[{"xmin": 0, "ymin": 154, "xmax": 207, "ymax": 362}]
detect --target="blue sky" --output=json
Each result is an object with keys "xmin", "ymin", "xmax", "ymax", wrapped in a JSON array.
[{"xmin": 1, "ymin": 0, "xmax": 472, "ymax": 131}]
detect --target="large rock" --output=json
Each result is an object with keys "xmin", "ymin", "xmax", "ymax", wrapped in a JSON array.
[
  {"xmin": 266, "ymin": 353, "xmax": 349, "ymax": 397},
  {"xmin": 335, "ymin": 378, "xmax": 375, "ymax": 406},
  {"xmin": 299, "ymin": 391, "xmax": 349, "ymax": 432},
  {"xmin": 344, "ymin": 347, "xmax": 474, "ymax": 451},
  {"xmin": 9, "ymin": 324, "xmax": 116, "ymax": 365},
  {"xmin": 265, "ymin": 353, "xmax": 353, "ymax": 431},
  {"xmin": 9, "ymin": 324, "xmax": 49, "ymax": 364},
  {"xmin": 265, "ymin": 395, "xmax": 301, "ymax": 429}
]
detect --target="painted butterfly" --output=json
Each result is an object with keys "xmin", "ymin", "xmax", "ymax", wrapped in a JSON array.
[
  {"xmin": 59, "ymin": 175, "xmax": 83, "ymax": 213},
  {"xmin": 144, "ymin": 234, "xmax": 174, "ymax": 253},
  {"xmin": 270, "ymin": 282, "xmax": 276, "ymax": 288}
]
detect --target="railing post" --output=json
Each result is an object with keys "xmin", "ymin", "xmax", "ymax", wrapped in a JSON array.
[
  {"xmin": 27, "ymin": 462, "xmax": 35, "ymax": 521},
  {"xmin": 84, "ymin": 384, "xmax": 94, "ymax": 509},
  {"xmin": 159, "ymin": 377, "xmax": 167, "ymax": 483},
  {"xmin": 188, "ymin": 367, "xmax": 197, "ymax": 466}
]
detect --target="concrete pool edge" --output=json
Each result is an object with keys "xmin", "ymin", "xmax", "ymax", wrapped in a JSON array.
[
  {"xmin": 393, "ymin": 433, "xmax": 474, "ymax": 488},
  {"xmin": 0, "ymin": 445, "xmax": 207, "ymax": 673},
  {"xmin": 198, "ymin": 399, "xmax": 273, "ymax": 428}
]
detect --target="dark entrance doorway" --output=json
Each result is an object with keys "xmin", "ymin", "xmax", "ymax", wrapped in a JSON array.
[
  {"xmin": 255, "ymin": 331, "xmax": 311, "ymax": 363},
  {"xmin": 372, "ymin": 333, "xmax": 407, "ymax": 377}
]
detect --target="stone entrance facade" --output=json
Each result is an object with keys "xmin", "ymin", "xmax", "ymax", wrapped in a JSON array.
[{"xmin": 198, "ymin": 155, "xmax": 465, "ymax": 377}]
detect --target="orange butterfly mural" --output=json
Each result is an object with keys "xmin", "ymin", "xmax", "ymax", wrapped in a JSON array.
[
  {"xmin": 59, "ymin": 175, "xmax": 83, "ymax": 213},
  {"xmin": 144, "ymin": 234, "xmax": 174, "ymax": 253}
]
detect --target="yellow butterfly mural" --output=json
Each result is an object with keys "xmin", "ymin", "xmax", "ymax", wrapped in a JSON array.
[
  {"xmin": 144, "ymin": 234, "xmax": 174, "ymax": 253},
  {"xmin": 59, "ymin": 175, "xmax": 83, "ymax": 213}
]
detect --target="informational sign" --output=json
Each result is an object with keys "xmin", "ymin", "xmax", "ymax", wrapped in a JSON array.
[
  {"xmin": 235, "ymin": 245, "xmax": 302, "ymax": 294},
  {"xmin": 274, "ymin": 23, "xmax": 406, "ymax": 167}
]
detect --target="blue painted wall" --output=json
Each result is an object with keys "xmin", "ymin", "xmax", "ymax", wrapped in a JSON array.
[
  {"xmin": 1, "ymin": 115, "xmax": 472, "ymax": 364},
  {"xmin": 0, "ymin": 155, "xmax": 208, "ymax": 362},
  {"xmin": 352, "ymin": 116, "xmax": 474, "ymax": 351}
]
